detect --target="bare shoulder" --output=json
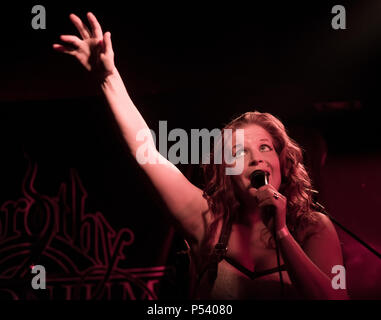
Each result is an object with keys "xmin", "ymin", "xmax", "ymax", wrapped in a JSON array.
[
  {"xmin": 297, "ymin": 211, "xmax": 346, "ymax": 286},
  {"xmin": 310, "ymin": 211, "xmax": 334, "ymax": 230},
  {"xmin": 296, "ymin": 211, "xmax": 337, "ymax": 245}
]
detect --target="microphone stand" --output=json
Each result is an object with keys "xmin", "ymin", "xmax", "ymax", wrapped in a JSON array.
[{"xmin": 313, "ymin": 201, "xmax": 381, "ymax": 260}]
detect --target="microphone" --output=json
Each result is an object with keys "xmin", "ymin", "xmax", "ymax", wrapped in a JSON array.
[
  {"xmin": 250, "ymin": 170, "xmax": 276, "ymax": 224},
  {"xmin": 250, "ymin": 170, "xmax": 269, "ymax": 189},
  {"xmin": 250, "ymin": 171, "xmax": 285, "ymax": 296}
]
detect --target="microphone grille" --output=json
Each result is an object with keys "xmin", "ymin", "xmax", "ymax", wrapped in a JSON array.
[{"xmin": 250, "ymin": 170, "xmax": 268, "ymax": 189}]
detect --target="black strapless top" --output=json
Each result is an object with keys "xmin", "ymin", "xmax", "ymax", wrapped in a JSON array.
[{"xmin": 223, "ymin": 256, "xmax": 286, "ymax": 279}]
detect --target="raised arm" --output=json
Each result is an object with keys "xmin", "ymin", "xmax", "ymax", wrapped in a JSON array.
[{"xmin": 53, "ymin": 12, "xmax": 210, "ymax": 243}]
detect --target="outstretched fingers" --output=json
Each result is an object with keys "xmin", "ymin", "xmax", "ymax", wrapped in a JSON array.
[
  {"xmin": 52, "ymin": 43, "xmax": 77, "ymax": 55},
  {"xmin": 52, "ymin": 35, "xmax": 82, "ymax": 55},
  {"xmin": 59, "ymin": 35, "xmax": 82, "ymax": 47},
  {"xmin": 69, "ymin": 13, "xmax": 91, "ymax": 39},
  {"xmin": 87, "ymin": 12, "xmax": 103, "ymax": 39},
  {"xmin": 103, "ymin": 32, "xmax": 113, "ymax": 55}
]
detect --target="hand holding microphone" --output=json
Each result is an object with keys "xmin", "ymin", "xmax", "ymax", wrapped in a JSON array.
[
  {"xmin": 250, "ymin": 171, "xmax": 289, "ymax": 294},
  {"xmin": 250, "ymin": 170, "xmax": 287, "ymax": 233}
]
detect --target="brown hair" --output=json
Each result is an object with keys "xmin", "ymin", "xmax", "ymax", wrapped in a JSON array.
[{"xmin": 202, "ymin": 111, "xmax": 318, "ymax": 246}]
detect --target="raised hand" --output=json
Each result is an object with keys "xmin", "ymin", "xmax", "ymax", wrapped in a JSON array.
[{"xmin": 53, "ymin": 12, "xmax": 115, "ymax": 79}]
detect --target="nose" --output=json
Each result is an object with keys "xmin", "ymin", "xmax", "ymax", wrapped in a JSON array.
[
  {"xmin": 248, "ymin": 149, "xmax": 264, "ymax": 166},
  {"xmin": 249, "ymin": 159, "xmax": 263, "ymax": 166}
]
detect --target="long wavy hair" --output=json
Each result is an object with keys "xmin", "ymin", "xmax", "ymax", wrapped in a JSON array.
[{"xmin": 202, "ymin": 111, "xmax": 319, "ymax": 246}]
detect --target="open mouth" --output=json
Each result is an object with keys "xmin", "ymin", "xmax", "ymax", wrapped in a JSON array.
[{"xmin": 249, "ymin": 170, "xmax": 270, "ymax": 189}]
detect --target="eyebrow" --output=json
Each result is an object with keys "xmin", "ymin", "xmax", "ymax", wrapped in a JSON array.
[
  {"xmin": 233, "ymin": 138, "xmax": 270, "ymax": 146},
  {"xmin": 232, "ymin": 144, "xmax": 243, "ymax": 151}
]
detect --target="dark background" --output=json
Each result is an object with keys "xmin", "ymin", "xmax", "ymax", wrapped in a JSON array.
[{"xmin": 0, "ymin": 1, "xmax": 380, "ymax": 299}]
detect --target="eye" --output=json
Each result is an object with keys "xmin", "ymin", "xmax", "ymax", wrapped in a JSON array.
[
  {"xmin": 235, "ymin": 148, "xmax": 246, "ymax": 157},
  {"xmin": 260, "ymin": 144, "xmax": 273, "ymax": 152}
]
